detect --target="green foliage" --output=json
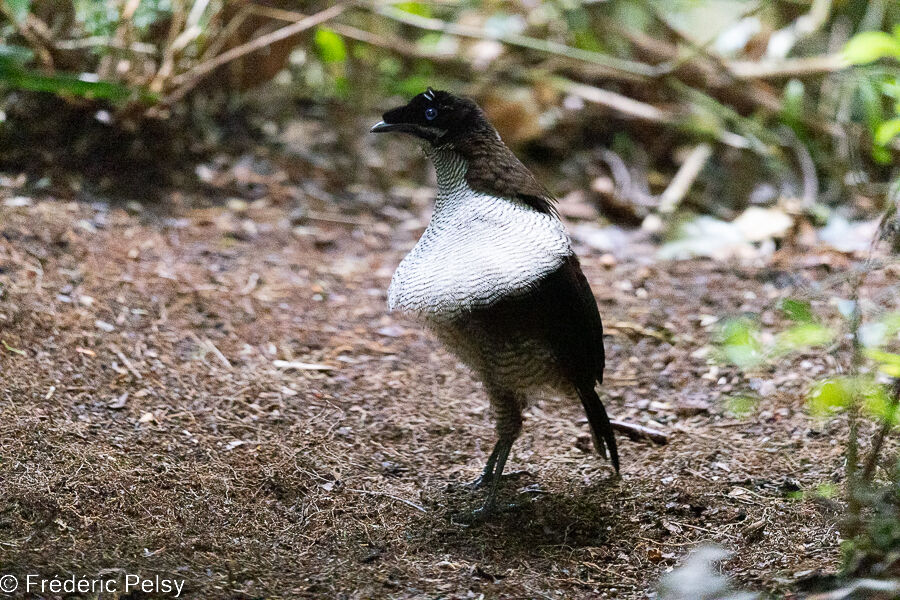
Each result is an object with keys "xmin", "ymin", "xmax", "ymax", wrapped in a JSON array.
[
  {"xmin": 2, "ymin": 0, "xmax": 30, "ymax": 24},
  {"xmin": 808, "ymin": 377, "xmax": 854, "ymax": 416},
  {"xmin": 719, "ymin": 298, "xmax": 900, "ymax": 445},
  {"xmin": 315, "ymin": 27, "xmax": 348, "ymax": 64},
  {"xmin": 0, "ymin": 65, "xmax": 138, "ymax": 101},
  {"xmin": 865, "ymin": 349, "xmax": 900, "ymax": 378},
  {"xmin": 725, "ymin": 395, "xmax": 757, "ymax": 418},
  {"xmin": 718, "ymin": 317, "xmax": 763, "ymax": 370},
  {"xmin": 393, "ymin": 2, "xmax": 430, "ymax": 18},
  {"xmin": 779, "ymin": 298, "xmax": 814, "ymax": 323},
  {"xmin": 781, "ymin": 78, "xmax": 805, "ymax": 133},
  {"xmin": 843, "ymin": 28, "xmax": 900, "ymax": 162},
  {"xmin": 0, "ymin": 39, "xmax": 150, "ymax": 102},
  {"xmin": 718, "ymin": 285, "xmax": 900, "ymax": 576},
  {"xmin": 843, "ymin": 30, "xmax": 900, "ymax": 65},
  {"xmin": 718, "ymin": 301, "xmax": 834, "ymax": 371},
  {"xmin": 773, "ymin": 323, "xmax": 835, "ymax": 356}
]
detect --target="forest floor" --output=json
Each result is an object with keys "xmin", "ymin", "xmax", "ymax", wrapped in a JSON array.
[{"xmin": 0, "ymin": 170, "xmax": 892, "ymax": 599}]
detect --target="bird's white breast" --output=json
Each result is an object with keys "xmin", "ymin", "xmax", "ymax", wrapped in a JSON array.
[{"xmin": 388, "ymin": 150, "xmax": 570, "ymax": 320}]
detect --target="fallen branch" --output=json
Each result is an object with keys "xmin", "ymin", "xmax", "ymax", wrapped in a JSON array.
[
  {"xmin": 273, "ymin": 360, "xmax": 334, "ymax": 372},
  {"xmin": 110, "ymin": 344, "xmax": 143, "ymax": 380},
  {"xmin": 658, "ymin": 142, "xmax": 713, "ymax": 214},
  {"xmin": 610, "ymin": 420, "xmax": 669, "ymax": 445}
]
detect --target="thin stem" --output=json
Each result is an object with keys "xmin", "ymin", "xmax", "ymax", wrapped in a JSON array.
[
  {"xmin": 367, "ymin": 4, "xmax": 659, "ymax": 80},
  {"xmin": 161, "ymin": 3, "xmax": 346, "ymax": 106},
  {"xmin": 862, "ymin": 379, "xmax": 900, "ymax": 482},
  {"xmin": 845, "ymin": 280, "xmax": 863, "ymax": 529}
]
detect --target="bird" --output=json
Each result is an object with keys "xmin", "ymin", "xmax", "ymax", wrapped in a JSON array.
[{"xmin": 371, "ymin": 88, "xmax": 617, "ymax": 518}]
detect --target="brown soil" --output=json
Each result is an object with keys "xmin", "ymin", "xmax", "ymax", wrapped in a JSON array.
[{"xmin": 0, "ymin": 191, "xmax": 877, "ymax": 599}]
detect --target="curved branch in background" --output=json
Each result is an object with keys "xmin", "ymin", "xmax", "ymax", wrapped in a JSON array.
[
  {"xmin": 158, "ymin": 3, "xmax": 346, "ymax": 109},
  {"xmin": 781, "ymin": 128, "xmax": 819, "ymax": 210},
  {"xmin": 546, "ymin": 75, "xmax": 676, "ymax": 124},
  {"xmin": 366, "ymin": 4, "xmax": 659, "ymax": 82},
  {"xmin": 728, "ymin": 54, "xmax": 849, "ymax": 80},
  {"xmin": 766, "ymin": 0, "xmax": 833, "ymax": 59}
]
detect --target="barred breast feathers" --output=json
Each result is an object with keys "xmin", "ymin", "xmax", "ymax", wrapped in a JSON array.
[{"xmin": 388, "ymin": 149, "xmax": 571, "ymax": 320}]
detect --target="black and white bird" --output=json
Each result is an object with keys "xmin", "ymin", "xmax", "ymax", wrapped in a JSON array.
[{"xmin": 372, "ymin": 88, "xmax": 617, "ymax": 517}]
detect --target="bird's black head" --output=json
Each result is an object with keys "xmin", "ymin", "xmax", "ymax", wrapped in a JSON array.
[{"xmin": 370, "ymin": 88, "xmax": 487, "ymax": 147}]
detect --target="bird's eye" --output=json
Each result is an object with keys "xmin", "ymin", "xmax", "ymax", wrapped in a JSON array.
[{"xmin": 425, "ymin": 107, "xmax": 438, "ymax": 121}]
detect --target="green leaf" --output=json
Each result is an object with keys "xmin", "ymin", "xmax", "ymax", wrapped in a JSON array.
[
  {"xmin": 1, "ymin": 339, "xmax": 25, "ymax": 355},
  {"xmin": 781, "ymin": 79, "xmax": 805, "ymax": 126},
  {"xmin": 773, "ymin": 323, "xmax": 834, "ymax": 355},
  {"xmin": 0, "ymin": 64, "xmax": 143, "ymax": 102},
  {"xmin": 726, "ymin": 395, "xmax": 757, "ymax": 418},
  {"xmin": 875, "ymin": 118, "xmax": 900, "ymax": 146},
  {"xmin": 2, "ymin": 0, "xmax": 31, "ymax": 24},
  {"xmin": 863, "ymin": 383, "xmax": 898, "ymax": 426},
  {"xmin": 843, "ymin": 31, "xmax": 900, "ymax": 65},
  {"xmin": 808, "ymin": 378, "xmax": 854, "ymax": 415},
  {"xmin": 393, "ymin": 2, "xmax": 430, "ymax": 17},
  {"xmin": 719, "ymin": 317, "xmax": 763, "ymax": 369},
  {"xmin": 864, "ymin": 349, "xmax": 900, "ymax": 377},
  {"xmin": 0, "ymin": 44, "xmax": 34, "ymax": 66},
  {"xmin": 314, "ymin": 27, "xmax": 347, "ymax": 64},
  {"xmin": 779, "ymin": 298, "xmax": 814, "ymax": 323},
  {"xmin": 815, "ymin": 482, "xmax": 838, "ymax": 499}
]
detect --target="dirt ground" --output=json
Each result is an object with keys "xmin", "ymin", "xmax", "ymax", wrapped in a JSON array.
[{"xmin": 1, "ymin": 185, "xmax": 887, "ymax": 598}]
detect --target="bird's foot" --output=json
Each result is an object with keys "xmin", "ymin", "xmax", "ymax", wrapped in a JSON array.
[
  {"xmin": 465, "ymin": 469, "xmax": 529, "ymax": 490},
  {"xmin": 451, "ymin": 500, "xmax": 520, "ymax": 526}
]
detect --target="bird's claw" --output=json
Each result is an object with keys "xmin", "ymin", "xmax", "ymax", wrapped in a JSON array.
[
  {"xmin": 465, "ymin": 469, "xmax": 529, "ymax": 490},
  {"xmin": 451, "ymin": 501, "xmax": 519, "ymax": 526}
]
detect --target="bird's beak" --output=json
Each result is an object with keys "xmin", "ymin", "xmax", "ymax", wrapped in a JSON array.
[{"xmin": 370, "ymin": 120, "xmax": 397, "ymax": 133}]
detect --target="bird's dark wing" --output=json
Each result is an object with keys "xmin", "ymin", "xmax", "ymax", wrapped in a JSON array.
[
  {"xmin": 539, "ymin": 255, "xmax": 617, "ymax": 472},
  {"xmin": 543, "ymin": 254, "xmax": 605, "ymax": 387},
  {"xmin": 464, "ymin": 253, "xmax": 616, "ymax": 470}
]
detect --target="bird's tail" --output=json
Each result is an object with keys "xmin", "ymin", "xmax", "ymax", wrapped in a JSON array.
[{"xmin": 577, "ymin": 385, "xmax": 619, "ymax": 473}]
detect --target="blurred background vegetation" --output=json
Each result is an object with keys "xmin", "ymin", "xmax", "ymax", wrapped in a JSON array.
[
  {"xmin": 1, "ymin": 0, "xmax": 900, "ymax": 593},
  {"xmin": 0, "ymin": 0, "xmax": 896, "ymax": 214}
]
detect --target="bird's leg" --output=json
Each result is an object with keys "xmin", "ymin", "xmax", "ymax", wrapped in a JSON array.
[
  {"xmin": 471, "ymin": 392, "xmax": 522, "ymax": 517},
  {"xmin": 468, "ymin": 442, "xmax": 501, "ymax": 489}
]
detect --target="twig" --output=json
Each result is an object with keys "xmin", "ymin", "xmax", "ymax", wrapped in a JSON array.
[
  {"xmin": 545, "ymin": 75, "xmax": 676, "ymax": 124},
  {"xmin": 728, "ymin": 54, "xmax": 848, "ymax": 79},
  {"xmin": 369, "ymin": 4, "xmax": 658, "ymax": 81},
  {"xmin": 203, "ymin": 337, "xmax": 232, "ymax": 370},
  {"xmin": 110, "ymin": 344, "xmax": 142, "ymax": 380},
  {"xmin": 247, "ymin": 4, "xmax": 463, "ymax": 66},
  {"xmin": 610, "ymin": 420, "xmax": 669, "ymax": 445},
  {"xmin": 844, "ymin": 278, "xmax": 864, "ymax": 532},
  {"xmin": 0, "ymin": 6, "xmax": 54, "ymax": 67},
  {"xmin": 162, "ymin": 4, "xmax": 346, "ymax": 106},
  {"xmin": 54, "ymin": 37, "xmax": 157, "ymax": 54},
  {"xmin": 658, "ymin": 143, "xmax": 713, "ymax": 214},
  {"xmin": 765, "ymin": 0, "xmax": 834, "ymax": 59},
  {"xmin": 273, "ymin": 360, "xmax": 334, "ymax": 372},
  {"xmin": 348, "ymin": 488, "xmax": 427, "ymax": 513},
  {"xmin": 861, "ymin": 378, "xmax": 900, "ymax": 482},
  {"xmin": 784, "ymin": 127, "xmax": 819, "ymax": 209},
  {"xmin": 150, "ymin": 0, "xmax": 189, "ymax": 91},
  {"xmin": 199, "ymin": 3, "xmax": 252, "ymax": 62}
]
